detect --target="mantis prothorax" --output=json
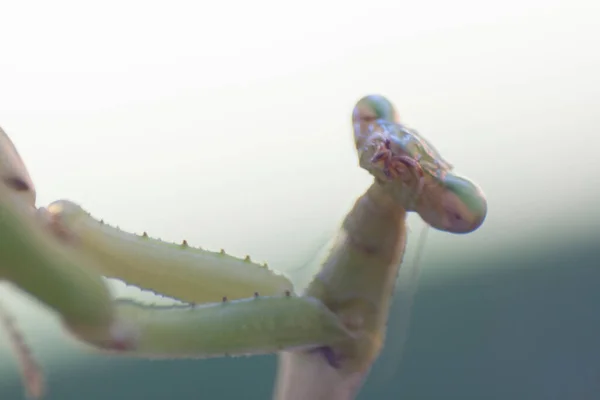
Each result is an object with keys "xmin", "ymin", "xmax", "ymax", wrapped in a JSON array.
[{"xmin": 0, "ymin": 95, "xmax": 487, "ymax": 400}]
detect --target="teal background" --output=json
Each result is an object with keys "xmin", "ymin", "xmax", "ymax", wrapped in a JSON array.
[{"xmin": 1, "ymin": 230, "xmax": 598, "ymax": 399}]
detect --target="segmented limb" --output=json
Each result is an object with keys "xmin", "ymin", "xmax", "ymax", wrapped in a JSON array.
[
  {"xmin": 0, "ymin": 126, "xmax": 354, "ymax": 398},
  {"xmin": 33, "ymin": 204, "xmax": 351, "ymax": 358},
  {"xmin": 107, "ymin": 295, "xmax": 353, "ymax": 358},
  {"xmin": 0, "ymin": 128, "xmax": 117, "ymax": 398},
  {"xmin": 0, "ymin": 174, "xmax": 120, "ymax": 346},
  {"xmin": 1, "ymin": 189, "xmax": 353, "ymax": 357},
  {"xmin": 0, "ymin": 130, "xmax": 115, "ymax": 334},
  {"xmin": 38, "ymin": 200, "xmax": 293, "ymax": 304},
  {"xmin": 2, "ymin": 187, "xmax": 352, "ymax": 355}
]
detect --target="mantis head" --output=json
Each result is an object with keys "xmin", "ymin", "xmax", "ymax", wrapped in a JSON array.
[{"xmin": 352, "ymin": 95, "xmax": 487, "ymax": 234}]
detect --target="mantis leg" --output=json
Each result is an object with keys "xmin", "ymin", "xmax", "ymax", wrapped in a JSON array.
[
  {"xmin": 1, "ymin": 178, "xmax": 353, "ymax": 356},
  {"xmin": 38, "ymin": 199, "xmax": 294, "ymax": 305},
  {"xmin": 0, "ymin": 126, "xmax": 352, "ymax": 362},
  {"xmin": 0, "ymin": 181, "xmax": 116, "ymax": 341},
  {"xmin": 104, "ymin": 295, "xmax": 353, "ymax": 358},
  {"xmin": 0, "ymin": 129, "xmax": 115, "ymax": 333},
  {"xmin": 0, "ymin": 127, "xmax": 117, "ymax": 398}
]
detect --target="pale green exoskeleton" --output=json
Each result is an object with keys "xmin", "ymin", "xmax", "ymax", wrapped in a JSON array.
[
  {"xmin": 274, "ymin": 95, "xmax": 486, "ymax": 399},
  {"xmin": 0, "ymin": 95, "xmax": 486, "ymax": 399}
]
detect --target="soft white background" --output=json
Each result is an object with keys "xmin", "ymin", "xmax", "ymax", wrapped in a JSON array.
[{"xmin": 0, "ymin": 0, "xmax": 598, "ymax": 388}]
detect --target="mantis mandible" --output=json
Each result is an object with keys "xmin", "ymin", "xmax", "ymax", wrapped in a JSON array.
[{"xmin": 0, "ymin": 95, "xmax": 487, "ymax": 400}]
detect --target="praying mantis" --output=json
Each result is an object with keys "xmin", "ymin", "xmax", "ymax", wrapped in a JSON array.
[{"xmin": 0, "ymin": 94, "xmax": 487, "ymax": 399}]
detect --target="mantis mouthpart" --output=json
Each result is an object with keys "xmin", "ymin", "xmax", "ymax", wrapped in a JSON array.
[{"xmin": 0, "ymin": 95, "xmax": 487, "ymax": 400}]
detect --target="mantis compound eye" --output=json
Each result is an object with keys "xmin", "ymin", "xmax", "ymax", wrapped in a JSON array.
[
  {"xmin": 352, "ymin": 95, "xmax": 400, "ymax": 148},
  {"xmin": 418, "ymin": 173, "xmax": 487, "ymax": 234},
  {"xmin": 352, "ymin": 95, "xmax": 398, "ymax": 123}
]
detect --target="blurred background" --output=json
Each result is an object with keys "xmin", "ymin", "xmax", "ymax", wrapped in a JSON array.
[{"xmin": 0, "ymin": 0, "xmax": 599, "ymax": 399}]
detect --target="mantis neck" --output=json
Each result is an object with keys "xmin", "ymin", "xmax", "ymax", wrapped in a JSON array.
[
  {"xmin": 306, "ymin": 182, "xmax": 408, "ymax": 370},
  {"xmin": 273, "ymin": 183, "xmax": 408, "ymax": 400}
]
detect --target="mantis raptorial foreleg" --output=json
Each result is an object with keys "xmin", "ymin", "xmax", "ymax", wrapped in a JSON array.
[
  {"xmin": 38, "ymin": 200, "xmax": 293, "ymax": 304},
  {"xmin": 33, "ymin": 200, "xmax": 353, "ymax": 357},
  {"xmin": 0, "ymin": 135, "xmax": 115, "ymax": 333},
  {"xmin": 1, "ymin": 192, "xmax": 352, "ymax": 355},
  {"xmin": 0, "ymin": 127, "xmax": 352, "ymax": 398},
  {"xmin": 110, "ymin": 295, "xmax": 352, "ymax": 358},
  {"xmin": 0, "ymin": 127, "xmax": 113, "ymax": 397}
]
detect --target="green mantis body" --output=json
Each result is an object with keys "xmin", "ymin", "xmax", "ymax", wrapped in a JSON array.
[{"xmin": 0, "ymin": 95, "xmax": 486, "ymax": 399}]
